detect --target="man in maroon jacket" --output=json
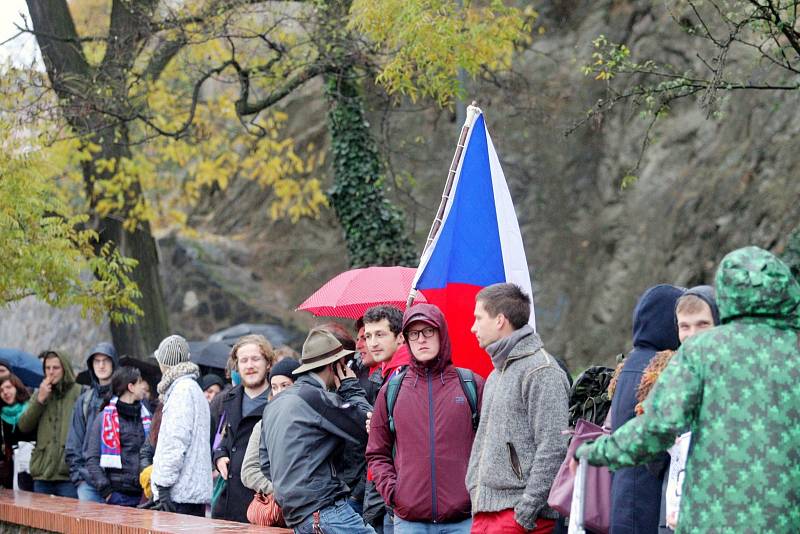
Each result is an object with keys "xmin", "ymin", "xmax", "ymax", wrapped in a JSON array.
[{"xmin": 366, "ymin": 303, "xmax": 484, "ymax": 534}]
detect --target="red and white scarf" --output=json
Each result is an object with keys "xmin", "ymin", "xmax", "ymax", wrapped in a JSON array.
[{"xmin": 100, "ymin": 396, "xmax": 151, "ymax": 469}]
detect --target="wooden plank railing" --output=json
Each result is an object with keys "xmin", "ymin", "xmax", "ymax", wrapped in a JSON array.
[{"xmin": 0, "ymin": 489, "xmax": 291, "ymax": 533}]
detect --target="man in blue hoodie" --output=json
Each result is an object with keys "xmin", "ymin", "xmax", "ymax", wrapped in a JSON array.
[
  {"xmin": 609, "ymin": 284, "xmax": 683, "ymax": 534},
  {"xmin": 65, "ymin": 342, "xmax": 118, "ymax": 502}
]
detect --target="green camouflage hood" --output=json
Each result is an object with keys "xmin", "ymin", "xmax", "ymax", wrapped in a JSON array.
[{"xmin": 715, "ymin": 246, "xmax": 800, "ymax": 329}]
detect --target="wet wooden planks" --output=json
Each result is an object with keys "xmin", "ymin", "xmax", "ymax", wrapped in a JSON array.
[{"xmin": 0, "ymin": 489, "xmax": 291, "ymax": 533}]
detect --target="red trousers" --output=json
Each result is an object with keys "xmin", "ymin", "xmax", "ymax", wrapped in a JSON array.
[{"xmin": 470, "ymin": 509, "xmax": 555, "ymax": 534}]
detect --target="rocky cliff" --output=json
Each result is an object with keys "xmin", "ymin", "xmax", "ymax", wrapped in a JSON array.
[{"xmin": 1, "ymin": 0, "xmax": 798, "ymax": 370}]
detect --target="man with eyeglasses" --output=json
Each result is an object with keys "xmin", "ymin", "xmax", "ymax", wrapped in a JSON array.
[{"xmin": 367, "ymin": 303, "xmax": 485, "ymax": 534}]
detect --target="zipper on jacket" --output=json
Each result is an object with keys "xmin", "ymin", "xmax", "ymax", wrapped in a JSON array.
[
  {"xmin": 427, "ymin": 371, "xmax": 438, "ymax": 522},
  {"xmin": 507, "ymin": 442, "xmax": 524, "ymax": 481}
]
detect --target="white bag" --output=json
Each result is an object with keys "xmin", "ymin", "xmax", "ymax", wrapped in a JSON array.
[
  {"xmin": 12, "ymin": 441, "xmax": 34, "ymax": 491},
  {"xmin": 665, "ymin": 432, "xmax": 691, "ymax": 529}
]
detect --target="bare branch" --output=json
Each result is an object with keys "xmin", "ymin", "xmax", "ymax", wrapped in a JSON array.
[
  {"xmin": 142, "ymin": 36, "xmax": 189, "ymax": 81},
  {"xmin": 235, "ymin": 61, "xmax": 334, "ymax": 115}
]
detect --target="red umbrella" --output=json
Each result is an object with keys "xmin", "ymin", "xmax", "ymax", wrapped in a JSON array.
[{"xmin": 297, "ymin": 266, "xmax": 427, "ymax": 319}]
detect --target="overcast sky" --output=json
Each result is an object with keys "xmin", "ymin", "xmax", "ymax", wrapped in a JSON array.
[{"xmin": 0, "ymin": 0, "xmax": 39, "ymax": 65}]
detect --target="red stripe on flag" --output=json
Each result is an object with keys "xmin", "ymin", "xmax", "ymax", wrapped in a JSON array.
[{"xmin": 419, "ymin": 284, "xmax": 494, "ymax": 378}]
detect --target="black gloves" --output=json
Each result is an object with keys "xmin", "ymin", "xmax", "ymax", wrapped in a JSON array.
[{"xmin": 154, "ymin": 485, "xmax": 177, "ymax": 513}]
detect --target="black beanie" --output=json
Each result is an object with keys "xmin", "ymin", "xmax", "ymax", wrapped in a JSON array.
[
  {"xmin": 200, "ymin": 374, "xmax": 225, "ymax": 392},
  {"xmin": 269, "ymin": 358, "xmax": 301, "ymax": 382}
]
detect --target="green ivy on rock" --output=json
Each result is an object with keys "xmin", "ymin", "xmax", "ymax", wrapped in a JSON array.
[{"xmin": 324, "ymin": 70, "xmax": 417, "ymax": 268}]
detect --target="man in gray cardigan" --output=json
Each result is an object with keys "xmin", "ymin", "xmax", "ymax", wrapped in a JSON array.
[{"xmin": 467, "ymin": 283, "xmax": 569, "ymax": 534}]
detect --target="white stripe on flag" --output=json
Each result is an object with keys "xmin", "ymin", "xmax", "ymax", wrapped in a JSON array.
[{"xmin": 485, "ymin": 122, "xmax": 537, "ymax": 331}]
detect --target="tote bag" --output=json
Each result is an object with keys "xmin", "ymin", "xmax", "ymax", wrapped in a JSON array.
[{"xmin": 547, "ymin": 419, "xmax": 611, "ymax": 533}]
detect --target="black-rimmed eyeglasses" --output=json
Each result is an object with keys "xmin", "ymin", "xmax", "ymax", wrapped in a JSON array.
[{"xmin": 406, "ymin": 327, "xmax": 437, "ymax": 341}]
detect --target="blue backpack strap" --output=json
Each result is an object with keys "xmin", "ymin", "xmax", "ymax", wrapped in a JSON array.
[
  {"xmin": 455, "ymin": 367, "xmax": 479, "ymax": 431},
  {"xmin": 385, "ymin": 369, "xmax": 408, "ymax": 434}
]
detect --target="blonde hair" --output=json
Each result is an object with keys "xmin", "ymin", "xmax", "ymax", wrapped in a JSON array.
[
  {"xmin": 675, "ymin": 294, "xmax": 710, "ymax": 316},
  {"xmin": 230, "ymin": 334, "xmax": 275, "ymax": 369}
]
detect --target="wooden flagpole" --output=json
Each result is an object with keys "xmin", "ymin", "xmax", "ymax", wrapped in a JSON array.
[{"xmin": 407, "ymin": 103, "xmax": 481, "ymax": 307}]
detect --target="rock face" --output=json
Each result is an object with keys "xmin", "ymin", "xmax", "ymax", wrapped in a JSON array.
[
  {"xmin": 1, "ymin": 0, "xmax": 798, "ymax": 370},
  {"xmin": 0, "ymin": 299, "xmax": 109, "ymax": 368}
]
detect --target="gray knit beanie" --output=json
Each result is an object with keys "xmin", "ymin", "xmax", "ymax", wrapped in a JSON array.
[{"xmin": 156, "ymin": 335, "xmax": 190, "ymax": 367}]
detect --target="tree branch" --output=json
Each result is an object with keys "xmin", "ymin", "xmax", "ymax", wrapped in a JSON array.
[
  {"xmin": 136, "ymin": 60, "xmax": 238, "ymax": 138},
  {"xmin": 749, "ymin": 0, "xmax": 800, "ymax": 58},
  {"xmin": 142, "ymin": 36, "xmax": 189, "ymax": 81},
  {"xmin": 235, "ymin": 61, "xmax": 334, "ymax": 115},
  {"xmin": 100, "ymin": 0, "xmax": 159, "ymax": 77}
]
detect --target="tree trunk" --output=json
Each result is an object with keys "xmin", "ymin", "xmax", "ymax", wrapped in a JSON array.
[
  {"xmin": 98, "ymin": 217, "xmax": 170, "ymax": 358},
  {"xmin": 84, "ymin": 133, "xmax": 170, "ymax": 360},
  {"xmin": 27, "ymin": 0, "xmax": 170, "ymax": 359}
]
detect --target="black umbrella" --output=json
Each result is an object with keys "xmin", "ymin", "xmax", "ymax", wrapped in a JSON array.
[
  {"xmin": 207, "ymin": 323, "xmax": 298, "ymax": 347},
  {"xmin": 187, "ymin": 341, "xmax": 232, "ymax": 370},
  {"xmin": 77, "ymin": 355, "xmax": 162, "ymax": 390}
]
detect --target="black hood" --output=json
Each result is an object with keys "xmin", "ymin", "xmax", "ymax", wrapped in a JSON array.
[
  {"xmin": 631, "ymin": 284, "xmax": 685, "ymax": 351},
  {"xmin": 85, "ymin": 342, "xmax": 119, "ymax": 386}
]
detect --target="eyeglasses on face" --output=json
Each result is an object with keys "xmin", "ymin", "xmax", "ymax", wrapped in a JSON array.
[{"xmin": 406, "ymin": 327, "xmax": 437, "ymax": 341}]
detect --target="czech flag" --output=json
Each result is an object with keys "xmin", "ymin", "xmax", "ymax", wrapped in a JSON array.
[{"xmin": 412, "ymin": 107, "xmax": 535, "ymax": 378}]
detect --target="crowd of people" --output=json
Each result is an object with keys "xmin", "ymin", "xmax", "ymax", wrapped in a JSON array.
[{"xmin": 0, "ymin": 245, "xmax": 797, "ymax": 534}]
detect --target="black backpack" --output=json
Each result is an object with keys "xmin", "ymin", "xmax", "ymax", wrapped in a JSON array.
[
  {"xmin": 385, "ymin": 367, "xmax": 479, "ymax": 432},
  {"xmin": 568, "ymin": 364, "xmax": 616, "ymax": 427}
]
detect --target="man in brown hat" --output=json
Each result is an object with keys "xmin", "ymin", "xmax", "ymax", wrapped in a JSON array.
[{"xmin": 260, "ymin": 327, "xmax": 375, "ymax": 534}]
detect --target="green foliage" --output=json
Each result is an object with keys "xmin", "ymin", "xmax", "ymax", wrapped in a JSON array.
[
  {"xmin": 350, "ymin": 0, "xmax": 535, "ymax": 106},
  {"xmin": 0, "ymin": 123, "xmax": 142, "ymax": 322},
  {"xmin": 8, "ymin": 0, "xmax": 533, "ymax": 286},
  {"xmin": 325, "ymin": 72, "xmax": 417, "ymax": 267}
]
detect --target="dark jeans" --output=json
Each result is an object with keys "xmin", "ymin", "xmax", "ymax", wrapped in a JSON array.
[
  {"xmin": 107, "ymin": 492, "xmax": 143, "ymax": 507},
  {"xmin": 17, "ymin": 472, "xmax": 33, "ymax": 492},
  {"xmin": 33, "ymin": 480, "xmax": 78, "ymax": 498},
  {"xmin": 174, "ymin": 502, "xmax": 206, "ymax": 517}
]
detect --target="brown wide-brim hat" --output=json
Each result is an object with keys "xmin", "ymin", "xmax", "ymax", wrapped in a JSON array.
[{"xmin": 293, "ymin": 327, "xmax": 355, "ymax": 375}]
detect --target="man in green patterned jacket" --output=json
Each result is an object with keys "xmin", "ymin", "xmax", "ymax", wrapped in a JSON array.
[{"xmin": 575, "ymin": 246, "xmax": 800, "ymax": 533}]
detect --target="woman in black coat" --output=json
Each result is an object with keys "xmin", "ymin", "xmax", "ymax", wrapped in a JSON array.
[
  {"xmin": 0, "ymin": 374, "xmax": 35, "ymax": 490},
  {"xmin": 85, "ymin": 367, "xmax": 151, "ymax": 506}
]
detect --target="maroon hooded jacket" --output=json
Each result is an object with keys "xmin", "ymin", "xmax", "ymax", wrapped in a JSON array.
[{"xmin": 366, "ymin": 304, "xmax": 484, "ymax": 523}]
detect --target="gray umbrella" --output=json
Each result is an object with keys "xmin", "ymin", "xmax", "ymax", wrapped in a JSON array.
[
  {"xmin": 207, "ymin": 323, "xmax": 298, "ymax": 347},
  {"xmin": 188, "ymin": 341, "xmax": 232, "ymax": 370}
]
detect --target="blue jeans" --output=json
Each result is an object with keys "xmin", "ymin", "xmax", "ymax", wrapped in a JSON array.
[
  {"xmin": 348, "ymin": 497, "xmax": 364, "ymax": 516},
  {"xmin": 295, "ymin": 500, "xmax": 377, "ymax": 534},
  {"xmin": 384, "ymin": 511, "xmax": 395, "ymax": 534},
  {"xmin": 77, "ymin": 481, "xmax": 105, "ymax": 503},
  {"xmin": 33, "ymin": 480, "xmax": 78, "ymax": 498},
  {"xmin": 393, "ymin": 517, "xmax": 472, "ymax": 534}
]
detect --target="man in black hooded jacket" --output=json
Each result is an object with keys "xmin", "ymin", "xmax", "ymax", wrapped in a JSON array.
[
  {"xmin": 65, "ymin": 342, "xmax": 118, "ymax": 502},
  {"xmin": 609, "ymin": 285, "xmax": 684, "ymax": 534}
]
